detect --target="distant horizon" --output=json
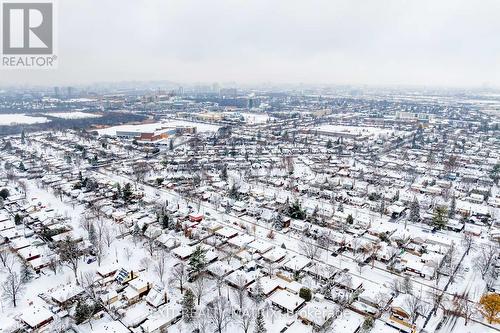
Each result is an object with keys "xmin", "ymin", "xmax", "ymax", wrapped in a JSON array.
[
  {"xmin": 1, "ymin": 80, "xmax": 499, "ymax": 92},
  {"xmin": 1, "ymin": 0, "xmax": 499, "ymax": 89}
]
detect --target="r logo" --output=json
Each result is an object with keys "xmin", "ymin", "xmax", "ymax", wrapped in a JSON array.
[{"xmin": 2, "ymin": 2, "xmax": 53, "ymax": 54}]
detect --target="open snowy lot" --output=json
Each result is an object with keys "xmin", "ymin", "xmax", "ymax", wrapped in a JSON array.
[
  {"xmin": 97, "ymin": 119, "xmax": 220, "ymax": 136},
  {"xmin": 44, "ymin": 112, "xmax": 102, "ymax": 119},
  {"xmin": 0, "ymin": 114, "xmax": 50, "ymax": 125},
  {"xmin": 239, "ymin": 113, "xmax": 270, "ymax": 124},
  {"xmin": 314, "ymin": 124, "xmax": 401, "ymax": 138}
]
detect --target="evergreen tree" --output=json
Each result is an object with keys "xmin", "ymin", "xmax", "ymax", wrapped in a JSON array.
[
  {"xmin": 252, "ymin": 277, "xmax": 265, "ymax": 305},
  {"xmin": 160, "ymin": 213, "xmax": 170, "ymax": 229},
  {"xmin": 14, "ymin": 213, "xmax": 23, "ymax": 225},
  {"xmin": 132, "ymin": 223, "xmax": 141, "ymax": 243},
  {"xmin": 288, "ymin": 199, "xmax": 306, "ymax": 220},
  {"xmin": 21, "ymin": 262, "xmax": 34, "ymax": 283},
  {"xmin": 432, "ymin": 206, "xmax": 448, "ymax": 230},
  {"xmin": 0, "ymin": 188, "xmax": 10, "ymax": 200},
  {"xmin": 229, "ymin": 183, "xmax": 240, "ymax": 199},
  {"xmin": 182, "ymin": 289, "xmax": 196, "ymax": 323},
  {"xmin": 188, "ymin": 245, "xmax": 207, "ymax": 275},
  {"xmin": 379, "ymin": 197, "xmax": 385, "ymax": 216},
  {"xmin": 409, "ymin": 197, "xmax": 420, "ymax": 222},
  {"xmin": 449, "ymin": 195, "xmax": 456, "ymax": 218},
  {"xmin": 122, "ymin": 183, "xmax": 133, "ymax": 202},
  {"xmin": 326, "ymin": 139, "xmax": 333, "ymax": 149},
  {"xmin": 346, "ymin": 214, "xmax": 354, "ymax": 224},
  {"xmin": 299, "ymin": 287, "xmax": 312, "ymax": 301},
  {"xmin": 169, "ymin": 139, "xmax": 174, "ymax": 151},
  {"xmin": 337, "ymin": 202, "xmax": 344, "ymax": 212},
  {"xmin": 88, "ymin": 223, "xmax": 97, "ymax": 245},
  {"xmin": 489, "ymin": 163, "xmax": 500, "ymax": 184},
  {"xmin": 116, "ymin": 183, "xmax": 122, "ymax": 198},
  {"xmin": 273, "ymin": 213, "xmax": 284, "ymax": 231},
  {"xmin": 21, "ymin": 130, "xmax": 25, "ymax": 144},
  {"xmin": 74, "ymin": 300, "xmax": 96, "ymax": 325},
  {"xmin": 393, "ymin": 190, "xmax": 400, "ymax": 202},
  {"xmin": 254, "ymin": 310, "xmax": 266, "ymax": 333},
  {"xmin": 220, "ymin": 164, "xmax": 228, "ymax": 181}
]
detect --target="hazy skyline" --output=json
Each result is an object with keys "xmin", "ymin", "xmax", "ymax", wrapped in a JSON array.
[{"xmin": 2, "ymin": 0, "xmax": 500, "ymax": 88}]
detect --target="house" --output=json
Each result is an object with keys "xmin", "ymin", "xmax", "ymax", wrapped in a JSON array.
[
  {"xmin": 97, "ymin": 263, "xmax": 120, "ymax": 279},
  {"xmin": 248, "ymin": 239, "xmax": 273, "ymax": 254},
  {"xmin": 389, "ymin": 294, "xmax": 421, "ymax": 333},
  {"xmin": 283, "ymin": 255, "xmax": 311, "ymax": 273},
  {"xmin": 51, "ymin": 284, "xmax": 84, "ymax": 306},
  {"xmin": 114, "ymin": 268, "xmax": 138, "ymax": 285},
  {"xmin": 248, "ymin": 276, "xmax": 281, "ymax": 297},
  {"xmin": 20, "ymin": 306, "xmax": 53, "ymax": 329},
  {"xmin": 262, "ymin": 247, "xmax": 287, "ymax": 263},
  {"xmin": 124, "ymin": 277, "xmax": 151, "ymax": 304},
  {"xmin": 270, "ymin": 289, "xmax": 306, "ymax": 313},
  {"xmin": 215, "ymin": 226, "xmax": 238, "ymax": 239},
  {"xmin": 225, "ymin": 269, "xmax": 257, "ymax": 289},
  {"xmin": 100, "ymin": 289, "xmax": 119, "ymax": 305},
  {"xmin": 145, "ymin": 284, "xmax": 169, "ymax": 308},
  {"xmin": 330, "ymin": 309, "xmax": 364, "ymax": 333},
  {"xmin": 139, "ymin": 304, "xmax": 181, "ymax": 333},
  {"xmin": 298, "ymin": 300, "xmax": 340, "ymax": 329},
  {"xmin": 227, "ymin": 234, "xmax": 255, "ymax": 249},
  {"xmin": 188, "ymin": 213, "xmax": 203, "ymax": 222}
]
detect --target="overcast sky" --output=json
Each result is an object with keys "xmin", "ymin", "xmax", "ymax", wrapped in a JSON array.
[{"xmin": 2, "ymin": 0, "xmax": 500, "ymax": 88}]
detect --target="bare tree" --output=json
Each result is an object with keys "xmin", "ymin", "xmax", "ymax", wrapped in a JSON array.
[
  {"xmin": 47, "ymin": 256, "xmax": 59, "ymax": 275},
  {"xmin": 124, "ymin": 247, "xmax": 132, "ymax": 262},
  {"xmin": 427, "ymin": 287, "xmax": 442, "ymax": 312},
  {"xmin": 474, "ymin": 244, "xmax": 497, "ymax": 278},
  {"xmin": 0, "ymin": 247, "xmax": 12, "ymax": 267},
  {"xmin": 102, "ymin": 225, "xmax": 114, "ymax": 248},
  {"xmin": 153, "ymin": 255, "xmax": 167, "ymax": 286},
  {"xmin": 57, "ymin": 237, "xmax": 82, "ymax": 285},
  {"xmin": 299, "ymin": 238, "xmax": 320, "ymax": 261},
  {"xmin": 265, "ymin": 261, "xmax": 277, "ymax": 277},
  {"xmin": 192, "ymin": 273, "xmax": 207, "ymax": 305},
  {"xmin": 351, "ymin": 237, "xmax": 362, "ymax": 255},
  {"xmin": 238, "ymin": 312, "xmax": 253, "ymax": 333},
  {"xmin": 171, "ymin": 262, "xmax": 187, "ymax": 294},
  {"xmin": 388, "ymin": 278, "xmax": 402, "ymax": 296},
  {"xmin": 401, "ymin": 276, "xmax": 413, "ymax": 294},
  {"xmin": 404, "ymin": 294, "xmax": 423, "ymax": 324},
  {"xmin": 233, "ymin": 275, "xmax": 247, "ymax": 312},
  {"xmin": 460, "ymin": 233, "xmax": 475, "ymax": 256},
  {"xmin": 368, "ymin": 242, "xmax": 381, "ymax": 268},
  {"xmin": 452, "ymin": 292, "xmax": 474, "ymax": 326},
  {"xmin": 207, "ymin": 297, "xmax": 231, "ymax": 333},
  {"xmin": 146, "ymin": 238, "xmax": 157, "ymax": 257},
  {"xmin": 0, "ymin": 247, "xmax": 16, "ymax": 273},
  {"xmin": 132, "ymin": 161, "xmax": 150, "ymax": 184},
  {"xmin": 80, "ymin": 271, "xmax": 98, "ymax": 301},
  {"xmin": 317, "ymin": 232, "xmax": 334, "ymax": 263},
  {"xmin": 211, "ymin": 266, "xmax": 226, "ymax": 297},
  {"xmin": 93, "ymin": 233, "xmax": 105, "ymax": 267},
  {"xmin": 1, "ymin": 272, "xmax": 24, "ymax": 307},
  {"xmin": 79, "ymin": 214, "xmax": 95, "ymax": 237}
]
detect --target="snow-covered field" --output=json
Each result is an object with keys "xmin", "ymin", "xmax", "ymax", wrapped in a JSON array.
[
  {"xmin": 0, "ymin": 114, "xmax": 50, "ymax": 125},
  {"xmin": 44, "ymin": 112, "xmax": 102, "ymax": 119},
  {"xmin": 239, "ymin": 113, "xmax": 270, "ymax": 124},
  {"xmin": 314, "ymin": 124, "xmax": 399, "ymax": 137},
  {"xmin": 97, "ymin": 120, "xmax": 220, "ymax": 136}
]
